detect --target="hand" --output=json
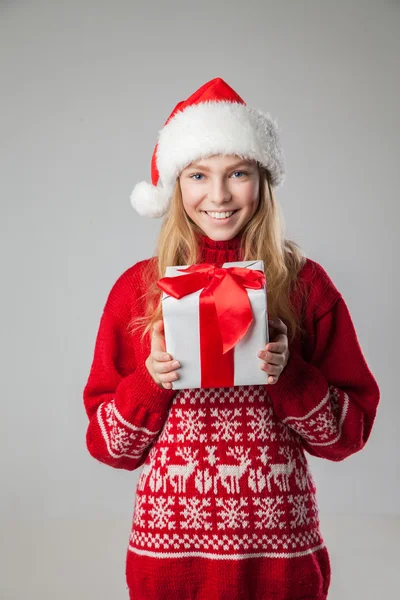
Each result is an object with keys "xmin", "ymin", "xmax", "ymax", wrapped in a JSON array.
[
  {"xmin": 145, "ymin": 320, "xmax": 181, "ymax": 390},
  {"xmin": 258, "ymin": 318, "xmax": 290, "ymax": 384}
]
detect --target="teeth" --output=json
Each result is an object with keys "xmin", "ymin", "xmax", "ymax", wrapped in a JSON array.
[{"xmin": 205, "ymin": 211, "xmax": 235, "ymax": 219}]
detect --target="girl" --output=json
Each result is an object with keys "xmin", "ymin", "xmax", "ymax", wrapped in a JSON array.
[{"xmin": 83, "ymin": 77, "xmax": 380, "ymax": 600}]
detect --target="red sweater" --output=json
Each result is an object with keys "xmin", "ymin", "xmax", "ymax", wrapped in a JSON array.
[{"xmin": 83, "ymin": 234, "xmax": 380, "ymax": 600}]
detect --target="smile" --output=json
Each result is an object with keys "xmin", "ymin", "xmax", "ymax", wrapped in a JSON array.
[{"xmin": 202, "ymin": 210, "xmax": 238, "ymax": 221}]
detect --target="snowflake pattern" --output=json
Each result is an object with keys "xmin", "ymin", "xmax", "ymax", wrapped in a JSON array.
[
  {"xmin": 175, "ymin": 407, "xmax": 207, "ymax": 443},
  {"xmin": 314, "ymin": 412, "xmax": 338, "ymax": 438},
  {"xmin": 147, "ymin": 496, "xmax": 176, "ymax": 530},
  {"xmin": 210, "ymin": 407, "xmax": 243, "ymax": 442},
  {"xmin": 178, "ymin": 497, "xmax": 212, "ymax": 530},
  {"xmin": 216, "ymin": 497, "xmax": 249, "ymax": 529},
  {"xmin": 246, "ymin": 405, "xmax": 277, "ymax": 442},
  {"xmin": 253, "ymin": 496, "xmax": 285, "ymax": 529}
]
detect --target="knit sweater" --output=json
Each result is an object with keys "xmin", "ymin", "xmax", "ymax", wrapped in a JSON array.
[{"xmin": 83, "ymin": 234, "xmax": 380, "ymax": 600}]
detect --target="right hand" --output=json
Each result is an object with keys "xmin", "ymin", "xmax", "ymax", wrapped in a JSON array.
[{"xmin": 145, "ymin": 320, "xmax": 181, "ymax": 390}]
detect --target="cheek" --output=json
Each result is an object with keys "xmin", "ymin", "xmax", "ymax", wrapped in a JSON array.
[
  {"xmin": 252, "ymin": 182, "xmax": 261, "ymax": 210},
  {"xmin": 181, "ymin": 187, "xmax": 203, "ymax": 213},
  {"xmin": 243, "ymin": 183, "xmax": 260, "ymax": 213},
  {"xmin": 182, "ymin": 196, "xmax": 198, "ymax": 215}
]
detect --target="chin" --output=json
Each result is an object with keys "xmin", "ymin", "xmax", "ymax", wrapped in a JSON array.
[{"xmin": 205, "ymin": 229, "xmax": 239, "ymax": 241}]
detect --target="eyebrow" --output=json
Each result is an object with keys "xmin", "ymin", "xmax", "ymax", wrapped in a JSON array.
[{"xmin": 185, "ymin": 160, "xmax": 254, "ymax": 172}]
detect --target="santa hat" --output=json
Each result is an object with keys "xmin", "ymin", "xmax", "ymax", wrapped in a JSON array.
[{"xmin": 130, "ymin": 77, "xmax": 286, "ymax": 218}]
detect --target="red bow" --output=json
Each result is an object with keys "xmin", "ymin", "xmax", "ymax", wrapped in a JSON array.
[{"xmin": 157, "ymin": 263, "xmax": 266, "ymax": 388}]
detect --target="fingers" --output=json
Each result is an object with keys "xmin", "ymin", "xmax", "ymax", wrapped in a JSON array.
[
  {"xmin": 267, "ymin": 318, "xmax": 288, "ymax": 352},
  {"xmin": 152, "ymin": 350, "xmax": 172, "ymax": 362},
  {"xmin": 151, "ymin": 320, "xmax": 166, "ymax": 355},
  {"xmin": 155, "ymin": 358, "xmax": 181, "ymax": 375},
  {"xmin": 148, "ymin": 320, "xmax": 181, "ymax": 389},
  {"xmin": 260, "ymin": 361, "xmax": 283, "ymax": 376},
  {"xmin": 261, "ymin": 318, "xmax": 289, "ymax": 384},
  {"xmin": 267, "ymin": 332, "xmax": 287, "ymax": 348},
  {"xmin": 259, "ymin": 359, "xmax": 283, "ymax": 384},
  {"xmin": 268, "ymin": 317, "xmax": 287, "ymax": 334},
  {"xmin": 157, "ymin": 364, "xmax": 180, "ymax": 390},
  {"xmin": 257, "ymin": 349, "xmax": 286, "ymax": 365},
  {"xmin": 258, "ymin": 344, "xmax": 285, "ymax": 369},
  {"xmin": 149, "ymin": 360, "xmax": 181, "ymax": 390},
  {"xmin": 262, "ymin": 341, "xmax": 287, "ymax": 354},
  {"xmin": 259, "ymin": 357, "xmax": 284, "ymax": 375}
]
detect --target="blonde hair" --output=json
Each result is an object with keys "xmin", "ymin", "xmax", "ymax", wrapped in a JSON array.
[{"xmin": 128, "ymin": 164, "xmax": 309, "ymax": 344}]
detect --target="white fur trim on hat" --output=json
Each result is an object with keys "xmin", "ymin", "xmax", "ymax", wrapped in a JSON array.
[{"xmin": 157, "ymin": 101, "xmax": 285, "ymax": 192}]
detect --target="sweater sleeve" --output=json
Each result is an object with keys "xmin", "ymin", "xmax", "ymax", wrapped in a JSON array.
[
  {"xmin": 83, "ymin": 277, "xmax": 177, "ymax": 471},
  {"xmin": 266, "ymin": 296, "xmax": 380, "ymax": 462}
]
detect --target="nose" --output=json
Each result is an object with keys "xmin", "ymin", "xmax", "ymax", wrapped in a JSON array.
[{"xmin": 208, "ymin": 178, "xmax": 232, "ymax": 207}]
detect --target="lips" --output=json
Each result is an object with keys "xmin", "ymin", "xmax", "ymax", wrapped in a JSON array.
[
  {"xmin": 202, "ymin": 210, "xmax": 238, "ymax": 221},
  {"xmin": 202, "ymin": 210, "xmax": 238, "ymax": 214},
  {"xmin": 203, "ymin": 209, "xmax": 238, "ymax": 223}
]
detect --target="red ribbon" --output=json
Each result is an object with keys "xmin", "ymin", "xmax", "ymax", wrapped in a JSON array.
[{"xmin": 157, "ymin": 263, "xmax": 266, "ymax": 388}]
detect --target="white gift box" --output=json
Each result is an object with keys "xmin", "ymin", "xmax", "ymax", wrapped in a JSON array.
[{"xmin": 160, "ymin": 260, "xmax": 269, "ymax": 390}]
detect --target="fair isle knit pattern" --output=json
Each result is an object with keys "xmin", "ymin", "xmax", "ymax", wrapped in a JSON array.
[{"xmin": 83, "ymin": 234, "xmax": 380, "ymax": 600}]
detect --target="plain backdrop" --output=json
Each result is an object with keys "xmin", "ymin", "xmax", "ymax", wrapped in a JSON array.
[{"xmin": 1, "ymin": 0, "xmax": 398, "ymax": 598}]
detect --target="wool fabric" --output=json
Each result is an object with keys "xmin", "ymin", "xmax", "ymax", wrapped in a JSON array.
[{"xmin": 83, "ymin": 233, "xmax": 380, "ymax": 600}]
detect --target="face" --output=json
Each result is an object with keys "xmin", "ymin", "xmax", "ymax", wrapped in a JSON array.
[{"xmin": 179, "ymin": 154, "xmax": 260, "ymax": 241}]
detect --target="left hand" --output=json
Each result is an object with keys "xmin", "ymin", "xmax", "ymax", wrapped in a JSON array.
[{"xmin": 258, "ymin": 318, "xmax": 290, "ymax": 384}]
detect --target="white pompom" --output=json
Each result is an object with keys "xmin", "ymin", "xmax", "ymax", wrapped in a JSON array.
[{"xmin": 130, "ymin": 181, "xmax": 171, "ymax": 218}]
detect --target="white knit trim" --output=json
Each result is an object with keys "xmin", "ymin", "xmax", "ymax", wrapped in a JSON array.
[{"xmin": 128, "ymin": 539, "xmax": 326, "ymax": 560}]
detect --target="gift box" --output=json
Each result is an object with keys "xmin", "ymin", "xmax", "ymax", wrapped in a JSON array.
[{"xmin": 156, "ymin": 260, "xmax": 269, "ymax": 389}]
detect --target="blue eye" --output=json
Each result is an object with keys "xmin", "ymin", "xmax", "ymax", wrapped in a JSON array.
[{"xmin": 190, "ymin": 171, "xmax": 247, "ymax": 181}]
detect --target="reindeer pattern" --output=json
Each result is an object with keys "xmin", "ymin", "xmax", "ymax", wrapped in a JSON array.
[{"xmin": 132, "ymin": 385, "xmax": 321, "ymax": 553}]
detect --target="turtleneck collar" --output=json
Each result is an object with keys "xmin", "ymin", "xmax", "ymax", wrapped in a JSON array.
[{"xmin": 195, "ymin": 231, "xmax": 244, "ymax": 265}]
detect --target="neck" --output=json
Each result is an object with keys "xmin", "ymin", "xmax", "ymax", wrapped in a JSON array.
[{"xmin": 196, "ymin": 231, "xmax": 244, "ymax": 265}]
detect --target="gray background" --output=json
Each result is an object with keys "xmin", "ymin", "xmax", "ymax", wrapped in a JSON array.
[{"xmin": 1, "ymin": 0, "xmax": 398, "ymax": 598}]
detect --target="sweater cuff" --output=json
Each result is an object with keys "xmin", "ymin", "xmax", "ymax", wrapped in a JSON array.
[{"xmin": 116, "ymin": 359, "xmax": 177, "ymax": 417}]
